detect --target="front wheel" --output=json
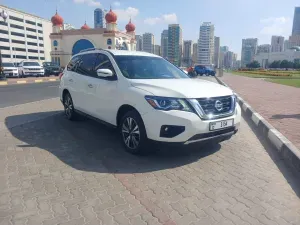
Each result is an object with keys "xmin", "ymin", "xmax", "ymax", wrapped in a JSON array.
[{"xmin": 120, "ymin": 110, "xmax": 149, "ymax": 155}]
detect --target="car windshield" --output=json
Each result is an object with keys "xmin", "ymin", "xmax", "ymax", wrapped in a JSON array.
[
  {"xmin": 2, "ymin": 63, "xmax": 15, "ymax": 67},
  {"xmin": 114, "ymin": 56, "xmax": 190, "ymax": 79},
  {"xmin": 43, "ymin": 62, "xmax": 58, "ymax": 67},
  {"xmin": 23, "ymin": 62, "xmax": 40, "ymax": 66}
]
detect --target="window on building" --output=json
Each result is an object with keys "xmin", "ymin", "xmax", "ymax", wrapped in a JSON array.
[
  {"xmin": 107, "ymin": 39, "xmax": 112, "ymax": 45},
  {"xmin": 40, "ymin": 50, "xmax": 44, "ymax": 53},
  {"xmin": 27, "ymin": 42, "xmax": 37, "ymax": 46},
  {"xmin": 27, "ymin": 34, "xmax": 37, "ymax": 39},
  {"xmin": 29, "ymin": 56, "xmax": 39, "ymax": 60},
  {"xmin": 39, "ymin": 37, "xmax": 43, "ymax": 40},
  {"xmin": 2, "ymin": 54, "xmax": 11, "ymax": 58},
  {"xmin": 9, "ymin": 16, "xmax": 24, "ymax": 22},
  {"xmin": 40, "ymin": 57, "xmax": 45, "ymax": 60},
  {"xmin": 12, "ymin": 39, "xmax": 25, "ymax": 44},
  {"xmin": 14, "ymin": 47, "xmax": 26, "ymax": 52},
  {"xmin": 26, "ymin": 27, "xmax": 36, "ymax": 32},
  {"xmin": 0, "ymin": 46, "xmax": 10, "ymax": 50},
  {"xmin": 37, "ymin": 23, "xmax": 42, "ymax": 27},
  {"xmin": 53, "ymin": 40, "xmax": 58, "ymax": 46},
  {"xmin": 11, "ymin": 31, "xmax": 25, "ymax": 37},
  {"xmin": 39, "ymin": 43, "xmax": 44, "ymax": 47},
  {"xmin": 25, "ymin": 20, "xmax": 36, "ymax": 25},
  {"xmin": 38, "ymin": 30, "xmax": 43, "ymax": 34},
  {"xmin": 10, "ymin": 24, "xmax": 24, "ymax": 30},
  {"xmin": 0, "ymin": 29, "xmax": 8, "ymax": 34},
  {"xmin": 0, "ymin": 21, "xmax": 7, "ymax": 26},
  {"xmin": 28, "ymin": 49, "xmax": 38, "ymax": 53},
  {"xmin": 16, "ymin": 55, "xmax": 27, "ymax": 59},
  {"xmin": 0, "ymin": 37, "xmax": 9, "ymax": 42}
]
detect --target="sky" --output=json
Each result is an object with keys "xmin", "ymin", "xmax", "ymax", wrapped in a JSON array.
[{"xmin": 1, "ymin": 0, "xmax": 299, "ymax": 59}]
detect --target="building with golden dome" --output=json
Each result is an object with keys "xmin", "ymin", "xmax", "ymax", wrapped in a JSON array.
[{"xmin": 50, "ymin": 8, "xmax": 137, "ymax": 67}]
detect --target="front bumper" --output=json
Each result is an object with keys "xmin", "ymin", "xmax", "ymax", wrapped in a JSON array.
[
  {"xmin": 4, "ymin": 71, "xmax": 18, "ymax": 77},
  {"xmin": 24, "ymin": 72, "xmax": 44, "ymax": 76},
  {"xmin": 142, "ymin": 104, "xmax": 241, "ymax": 144}
]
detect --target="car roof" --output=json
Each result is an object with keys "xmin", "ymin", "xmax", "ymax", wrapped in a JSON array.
[{"xmin": 76, "ymin": 49, "xmax": 161, "ymax": 58}]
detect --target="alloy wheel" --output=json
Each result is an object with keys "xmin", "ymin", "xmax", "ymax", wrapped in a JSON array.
[{"xmin": 122, "ymin": 117, "xmax": 140, "ymax": 149}]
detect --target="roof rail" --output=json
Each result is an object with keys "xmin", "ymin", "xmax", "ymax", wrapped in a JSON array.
[{"xmin": 79, "ymin": 48, "xmax": 103, "ymax": 53}]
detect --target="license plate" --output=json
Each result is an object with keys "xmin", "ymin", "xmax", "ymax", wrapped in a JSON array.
[{"xmin": 209, "ymin": 119, "xmax": 234, "ymax": 131}]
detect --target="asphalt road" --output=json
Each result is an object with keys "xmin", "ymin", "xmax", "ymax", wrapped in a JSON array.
[{"xmin": 0, "ymin": 81, "xmax": 59, "ymax": 108}]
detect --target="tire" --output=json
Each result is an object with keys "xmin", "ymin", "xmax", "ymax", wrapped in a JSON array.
[
  {"xmin": 63, "ymin": 92, "xmax": 77, "ymax": 121},
  {"xmin": 22, "ymin": 71, "xmax": 25, "ymax": 78},
  {"xmin": 119, "ymin": 110, "xmax": 149, "ymax": 155}
]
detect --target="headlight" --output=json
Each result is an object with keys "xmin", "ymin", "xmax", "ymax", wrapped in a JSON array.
[{"xmin": 145, "ymin": 96, "xmax": 193, "ymax": 112}]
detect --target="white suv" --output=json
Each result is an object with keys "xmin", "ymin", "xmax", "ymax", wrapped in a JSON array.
[
  {"xmin": 59, "ymin": 49, "xmax": 241, "ymax": 154},
  {"xmin": 18, "ymin": 61, "xmax": 45, "ymax": 77}
]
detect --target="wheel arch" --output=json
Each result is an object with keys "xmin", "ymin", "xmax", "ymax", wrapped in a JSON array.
[{"xmin": 116, "ymin": 104, "xmax": 141, "ymax": 127}]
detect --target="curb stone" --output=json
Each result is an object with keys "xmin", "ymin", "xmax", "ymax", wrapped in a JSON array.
[
  {"xmin": 215, "ymin": 76, "xmax": 300, "ymax": 172},
  {"xmin": 0, "ymin": 78, "xmax": 59, "ymax": 86}
]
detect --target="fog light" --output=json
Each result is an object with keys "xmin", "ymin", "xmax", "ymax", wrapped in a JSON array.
[{"xmin": 160, "ymin": 125, "xmax": 185, "ymax": 138}]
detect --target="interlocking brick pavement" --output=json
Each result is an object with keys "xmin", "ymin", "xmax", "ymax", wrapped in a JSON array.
[
  {"xmin": 219, "ymin": 73, "xmax": 300, "ymax": 149},
  {"xmin": 0, "ymin": 98, "xmax": 299, "ymax": 225}
]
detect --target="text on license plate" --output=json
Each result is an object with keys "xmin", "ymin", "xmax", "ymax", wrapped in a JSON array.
[{"xmin": 209, "ymin": 119, "xmax": 234, "ymax": 131}]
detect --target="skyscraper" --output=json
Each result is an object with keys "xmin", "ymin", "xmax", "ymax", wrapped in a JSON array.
[
  {"xmin": 154, "ymin": 45, "xmax": 161, "ymax": 56},
  {"xmin": 192, "ymin": 43, "xmax": 198, "ymax": 64},
  {"xmin": 257, "ymin": 44, "xmax": 271, "ymax": 53},
  {"xmin": 94, "ymin": 8, "xmax": 106, "ymax": 28},
  {"xmin": 142, "ymin": 33, "xmax": 154, "ymax": 53},
  {"xmin": 271, "ymin": 36, "xmax": 284, "ymax": 52},
  {"xmin": 183, "ymin": 40, "xmax": 193, "ymax": 66},
  {"xmin": 241, "ymin": 38, "xmax": 258, "ymax": 67},
  {"xmin": 135, "ymin": 35, "xmax": 143, "ymax": 51},
  {"xmin": 214, "ymin": 37, "xmax": 220, "ymax": 68},
  {"xmin": 292, "ymin": 7, "xmax": 300, "ymax": 35},
  {"xmin": 224, "ymin": 51, "xmax": 234, "ymax": 69},
  {"xmin": 168, "ymin": 24, "xmax": 182, "ymax": 66},
  {"xmin": 198, "ymin": 22, "xmax": 214, "ymax": 65},
  {"xmin": 161, "ymin": 30, "xmax": 168, "ymax": 59}
]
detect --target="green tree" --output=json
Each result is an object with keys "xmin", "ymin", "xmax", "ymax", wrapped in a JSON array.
[
  {"xmin": 280, "ymin": 60, "xmax": 290, "ymax": 68},
  {"xmin": 269, "ymin": 60, "xmax": 281, "ymax": 68},
  {"xmin": 246, "ymin": 60, "xmax": 260, "ymax": 68}
]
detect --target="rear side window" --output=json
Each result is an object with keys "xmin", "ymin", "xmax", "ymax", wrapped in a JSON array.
[
  {"xmin": 76, "ymin": 53, "xmax": 97, "ymax": 77},
  {"xmin": 67, "ymin": 55, "xmax": 81, "ymax": 72}
]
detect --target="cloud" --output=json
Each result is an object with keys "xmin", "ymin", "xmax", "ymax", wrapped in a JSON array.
[
  {"xmin": 114, "ymin": 7, "xmax": 139, "ymax": 22},
  {"xmin": 113, "ymin": 1, "xmax": 121, "ymax": 7},
  {"xmin": 73, "ymin": 0, "xmax": 101, "ymax": 7},
  {"xmin": 144, "ymin": 13, "xmax": 178, "ymax": 25},
  {"xmin": 260, "ymin": 16, "xmax": 292, "ymax": 36}
]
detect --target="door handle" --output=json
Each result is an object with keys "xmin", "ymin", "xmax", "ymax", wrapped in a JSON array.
[
  {"xmin": 88, "ymin": 84, "xmax": 93, "ymax": 88},
  {"xmin": 69, "ymin": 79, "xmax": 73, "ymax": 82}
]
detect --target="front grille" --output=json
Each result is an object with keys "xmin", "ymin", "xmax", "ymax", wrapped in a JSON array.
[
  {"xmin": 4, "ymin": 69, "xmax": 13, "ymax": 72},
  {"xmin": 197, "ymin": 96, "xmax": 233, "ymax": 116},
  {"xmin": 28, "ymin": 68, "xmax": 40, "ymax": 71}
]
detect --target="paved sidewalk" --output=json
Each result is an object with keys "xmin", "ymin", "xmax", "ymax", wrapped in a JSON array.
[
  {"xmin": 0, "ymin": 98, "xmax": 300, "ymax": 225},
  {"xmin": 219, "ymin": 73, "xmax": 300, "ymax": 150},
  {"xmin": 0, "ymin": 77, "xmax": 59, "ymax": 86}
]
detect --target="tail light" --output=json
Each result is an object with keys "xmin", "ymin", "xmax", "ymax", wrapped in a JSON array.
[{"xmin": 59, "ymin": 72, "xmax": 64, "ymax": 80}]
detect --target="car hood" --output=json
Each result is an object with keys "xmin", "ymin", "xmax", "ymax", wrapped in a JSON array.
[
  {"xmin": 45, "ymin": 66, "xmax": 60, "ymax": 69},
  {"xmin": 3, "ymin": 67, "xmax": 17, "ymax": 70},
  {"xmin": 24, "ymin": 66, "xmax": 43, "ymax": 69},
  {"xmin": 130, "ymin": 78, "xmax": 233, "ymax": 98}
]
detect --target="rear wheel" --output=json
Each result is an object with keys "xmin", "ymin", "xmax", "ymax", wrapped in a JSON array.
[
  {"xmin": 63, "ymin": 92, "xmax": 77, "ymax": 120},
  {"xmin": 120, "ymin": 110, "xmax": 149, "ymax": 155}
]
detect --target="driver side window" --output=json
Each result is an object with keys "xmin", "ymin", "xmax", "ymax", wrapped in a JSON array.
[{"xmin": 94, "ymin": 53, "xmax": 116, "ymax": 79}]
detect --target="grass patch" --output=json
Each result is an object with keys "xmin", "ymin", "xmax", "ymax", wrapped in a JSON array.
[
  {"xmin": 231, "ymin": 71, "xmax": 300, "ymax": 78},
  {"xmin": 266, "ymin": 78, "xmax": 300, "ymax": 88}
]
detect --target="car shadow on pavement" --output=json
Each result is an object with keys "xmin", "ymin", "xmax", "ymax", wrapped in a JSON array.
[
  {"xmin": 271, "ymin": 114, "xmax": 300, "ymax": 120},
  {"xmin": 5, "ymin": 111, "xmax": 221, "ymax": 174},
  {"xmin": 241, "ymin": 112, "xmax": 300, "ymax": 198}
]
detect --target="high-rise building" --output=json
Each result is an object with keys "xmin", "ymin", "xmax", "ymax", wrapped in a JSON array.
[
  {"xmin": 192, "ymin": 43, "xmax": 198, "ymax": 64},
  {"xmin": 183, "ymin": 40, "xmax": 193, "ymax": 66},
  {"xmin": 257, "ymin": 44, "xmax": 271, "ymax": 54},
  {"xmin": 197, "ymin": 22, "xmax": 214, "ymax": 65},
  {"xmin": 271, "ymin": 36, "xmax": 284, "ymax": 52},
  {"xmin": 220, "ymin": 46, "xmax": 229, "ymax": 53},
  {"xmin": 142, "ymin": 33, "xmax": 154, "ymax": 53},
  {"xmin": 224, "ymin": 51, "xmax": 234, "ymax": 68},
  {"xmin": 219, "ymin": 46, "xmax": 228, "ymax": 68},
  {"xmin": 154, "ymin": 45, "xmax": 161, "ymax": 56},
  {"xmin": 94, "ymin": 8, "xmax": 106, "ymax": 28},
  {"xmin": 292, "ymin": 7, "xmax": 300, "ymax": 35},
  {"xmin": 135, "ymin": 35, "xmax": 143, "ymax": 51},
  {"xmin": 214, "ymin": 36, "xmax": 220, "ymax": 68},
  {"xmin": 0, "ymin": 4, "xmax": 52, "ymax": 63},
  {"xmin": 241, "ymin": 38, "xmax": 258, "ymax": 67},
  {"xmin": 161, "ymin": 30, "xmax": 168, "ymax": 58},
  {"xmin": 168, "ymin": 24, "xmax": 182, "ymax": 66}
]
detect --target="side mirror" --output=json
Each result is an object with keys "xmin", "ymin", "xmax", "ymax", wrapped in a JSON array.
[{"xmin": 96, "ymin": 68, "xmax": 114, "ymax": 78}]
